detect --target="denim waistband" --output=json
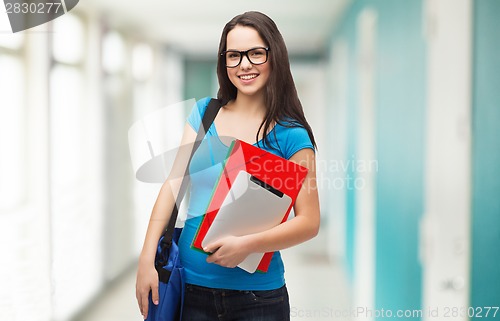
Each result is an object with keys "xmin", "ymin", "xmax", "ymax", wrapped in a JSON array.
[{"xmin": 185, "ymin": 283, "xmax": 286, "ymax": 294}]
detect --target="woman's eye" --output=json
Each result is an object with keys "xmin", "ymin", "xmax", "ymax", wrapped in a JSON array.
[
  {"xmin": 227, "ymin": 52, "xmax": 240, "ymax": 59},
  {"xmin": 250, "ymin": 50, "xmax": 265, "ymax": 57}
]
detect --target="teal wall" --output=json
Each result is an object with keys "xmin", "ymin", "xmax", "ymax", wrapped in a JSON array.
[
  {"xmin": 471, "ymin": 0, "xmax": 500, "ymax": 317},
  {"xmin": 184, "ymin": 60, "xmax": 216, "ymax": 101},
  {"xmin": 328, "ymin": 0, "xmax": 425, "ymax": 318},
  {"xmin": 374, "ymin": 0, "xmax": 425, "ymax": 317},
  {"xmin": 330, "ymin": 0, "xmax": 362, "ymax": 283}
]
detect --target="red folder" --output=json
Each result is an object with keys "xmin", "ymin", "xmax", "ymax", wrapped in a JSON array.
[{"xmin": 192, "ymin": 139, "xmax": 309, "ymax": 272}]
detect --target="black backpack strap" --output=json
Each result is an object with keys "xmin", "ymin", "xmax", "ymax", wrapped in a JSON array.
[{"xmin": 162, "ymin": 98, "xmax": 222, "ymax": 243}]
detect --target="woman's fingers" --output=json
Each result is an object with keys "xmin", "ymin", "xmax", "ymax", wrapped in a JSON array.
[
  {"xmin": 135, "ymin": 288, "xmax": 143, "ymax": 316},
  {"xmin": 205, "ymin": 236, "xmax": 250, "ymax": 268},
  {"xmin": 136, "ymin": 280, "xmax": 152, "ymax": 319},
  {"xmin": 140, "ymin": 290, "xmax": 150, "ymax": 319},
  {"xmin": 203, "ymin": 240, "xmax": 221, "ymax": 255},
  {"xmin": 136, "ymin": 265, "xmax": 160, "ymax": 318},
  {"xmin": 151, "ymin": 282, "xmax": 159, "ymax": 305}
]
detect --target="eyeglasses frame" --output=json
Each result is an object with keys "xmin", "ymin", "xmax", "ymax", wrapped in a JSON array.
[{"xmin": 221, "ymin": 47, "xmax": 270, "ymax": 68}]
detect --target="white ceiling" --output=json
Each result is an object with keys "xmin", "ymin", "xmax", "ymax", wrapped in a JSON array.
[{"xmin": 82, "ymin": 0, "xmax": 350, "ymax": 57}]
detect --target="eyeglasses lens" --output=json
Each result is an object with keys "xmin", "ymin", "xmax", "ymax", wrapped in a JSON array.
[{"xmin": 225, "ymin": 48, "xmax": 268, "ymax": 68}]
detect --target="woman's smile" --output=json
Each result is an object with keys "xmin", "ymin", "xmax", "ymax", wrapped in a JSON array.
[{"xmin": 238, "ymin": 73, "xmax": 259, "ymax": 82}]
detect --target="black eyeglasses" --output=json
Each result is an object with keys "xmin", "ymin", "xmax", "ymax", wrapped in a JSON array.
[{"xmin": 221, "ymin": 47, "xmax": 270, "ymax": 68}]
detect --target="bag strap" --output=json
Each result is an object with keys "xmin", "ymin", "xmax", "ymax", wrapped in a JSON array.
[{"xmin": 162, "ymin": 98, "xmax": 221, "ymax": 243}]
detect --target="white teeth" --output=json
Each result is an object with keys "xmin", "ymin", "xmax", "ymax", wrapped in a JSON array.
[{"xmin": 240, "ymin": 74, "xmax": 257, "ymax": 80}]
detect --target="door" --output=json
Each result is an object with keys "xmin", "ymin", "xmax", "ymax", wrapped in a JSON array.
[{"xmin": 420, "ymin": 0, "xmax": 472, "ymax": 319}]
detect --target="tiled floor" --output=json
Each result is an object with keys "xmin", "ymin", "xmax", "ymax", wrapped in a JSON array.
[{"xmin": 73, "ymin": 227, "xmax": 352, "ymax": 321}]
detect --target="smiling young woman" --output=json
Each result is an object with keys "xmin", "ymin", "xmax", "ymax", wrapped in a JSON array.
[{"xmin": 136, "ymin": 11, "xmax": 320, "ymax": 321}]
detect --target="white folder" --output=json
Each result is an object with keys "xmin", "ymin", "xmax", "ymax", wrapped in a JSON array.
[{"xmin": 202, "ymin": 170, "xmax": 292, "ymax": 273}]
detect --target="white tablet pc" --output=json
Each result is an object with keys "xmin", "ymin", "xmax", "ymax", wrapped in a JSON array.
[{"xmin": 202, "ymin": 170, "xmax": 292, "ymax": 273}]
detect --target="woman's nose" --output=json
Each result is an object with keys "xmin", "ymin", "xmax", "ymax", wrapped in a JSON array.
[{"xmin": 239, "ymin": 55, "xmax": 252, "ymax": 69}]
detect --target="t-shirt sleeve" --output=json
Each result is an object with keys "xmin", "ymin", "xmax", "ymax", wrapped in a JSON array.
[
  {"xmin": 284, "ymin": 125, "xmax": 315, "ymax": 160},
  {"xmin": 187, "ymin": 97, "xmax": 212, "ymax": 131}
]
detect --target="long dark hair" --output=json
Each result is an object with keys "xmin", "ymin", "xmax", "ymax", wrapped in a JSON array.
[{"xmin": 216, "ymin": 11, "xmax": 317, "ymax": 150}]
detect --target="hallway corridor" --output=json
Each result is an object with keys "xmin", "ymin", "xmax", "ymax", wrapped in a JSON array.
[{"xmin": 2, "ymin": 1, "xmax": 500, "ymax": 320}]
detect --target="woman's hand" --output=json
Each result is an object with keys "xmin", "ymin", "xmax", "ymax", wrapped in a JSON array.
[
  {"xmin": 204, "ymin": 235, "xmax": 251, "ymax": 268},
  {"xmin": 136, "ymin": 262, "xmax": 159, "ymax": 319}
]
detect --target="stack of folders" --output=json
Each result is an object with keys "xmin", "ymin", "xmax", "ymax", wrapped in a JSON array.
[{"xmin": 192, "ymin": 139, "xmax": 308, "ymax": 273}]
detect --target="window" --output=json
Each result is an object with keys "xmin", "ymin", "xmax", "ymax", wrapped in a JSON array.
[
  {"xmin": 50, "ymin": 13, "xmax": 103, "ymax": 321},
  {"xmin": 132, "ymin": 42, "xmax": 153, "ymax": 81},
  {"xmin": 0, "ymin": 41, "xmax": 25, "ymax": 212},
  {"xmin": 0, "ymin": 32, "xmax": 24, "ymax": 50},
  {"xmin": 52, "ymin": 13, "xmax": 84, "ymax": 64},
  {"xmin": 103, "ymin": 31, "xmax": 125, "ymax": 74}
]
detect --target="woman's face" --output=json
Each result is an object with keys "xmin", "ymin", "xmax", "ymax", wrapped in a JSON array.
[{"xmin": 225, "ymin": 25, "xmax": 270, "ymax": 98}]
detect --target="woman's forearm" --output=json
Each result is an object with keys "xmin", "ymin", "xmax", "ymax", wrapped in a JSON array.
[
  {"xmin": 138, "ymin": 180, "xmax": 177, "ymax": 265},
  {"xmin": 139, "ymin": 123, "xmax": 197, "ymax": 265},
  {"xmin": 243, "ymin": 213, "xmax": 319, "ymax": 254}
]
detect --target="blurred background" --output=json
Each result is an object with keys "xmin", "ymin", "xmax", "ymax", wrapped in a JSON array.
[{"xmin": 1, "ymin": 0, "xmax": 499, "ymax": 320}]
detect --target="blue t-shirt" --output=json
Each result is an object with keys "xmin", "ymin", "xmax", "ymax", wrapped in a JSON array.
[{"xmin": 178, "ymin": 97, "xmax": 314, "ymax": 290}]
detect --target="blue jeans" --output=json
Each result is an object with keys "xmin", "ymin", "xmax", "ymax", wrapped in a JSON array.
[{"xmin": 181, "ymin": 283, "xmax": 290, "ymax": 321}]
